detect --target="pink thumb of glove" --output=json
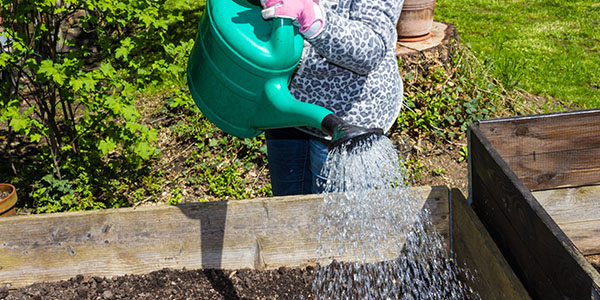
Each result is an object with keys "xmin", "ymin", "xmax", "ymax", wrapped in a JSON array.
[{"xmin": 261, "ymin": 0, "xmax": 325, "ymax": 38}]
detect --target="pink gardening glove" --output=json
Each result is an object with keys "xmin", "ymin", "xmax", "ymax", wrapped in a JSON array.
[{"xmin": 261, "ymin": 0, "xmax": 325, "ymax": 38}]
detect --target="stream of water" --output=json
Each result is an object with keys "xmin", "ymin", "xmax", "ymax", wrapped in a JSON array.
[{"xmin": 312, "ymin": 136, "xmax": 479, "ymax": 299}]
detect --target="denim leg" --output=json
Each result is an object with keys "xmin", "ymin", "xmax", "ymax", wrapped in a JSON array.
[
  {"xmin": 309, "ymin": 139, "xmax": 329, "ymax": 194},
  {"xmin": 266, "ymin": 139, "xmax": 312, "ymax": 196}
]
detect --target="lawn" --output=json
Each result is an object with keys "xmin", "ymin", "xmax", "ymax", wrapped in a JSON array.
[{"xmin": 435, "ymin": 0, "xmax": 600, "ymax": 108}]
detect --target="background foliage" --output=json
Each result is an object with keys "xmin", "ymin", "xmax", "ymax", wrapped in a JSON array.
[{"xmin": 0, "ymin": 0, "xmax": 202, "ymax": 212}]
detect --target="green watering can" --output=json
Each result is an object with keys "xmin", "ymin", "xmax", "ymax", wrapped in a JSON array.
[{"xmin": 187, "ymin": 0, "xmax": 382, "ymax": 150}]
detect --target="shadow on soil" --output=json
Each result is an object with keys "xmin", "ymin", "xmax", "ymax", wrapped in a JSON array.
[{"xmin": 177, "ymin": 201, "xmax": 241, "ymax": 299}]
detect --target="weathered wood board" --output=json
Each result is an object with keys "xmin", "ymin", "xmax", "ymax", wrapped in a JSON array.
[
  {"xmin": 532, "ymin": 185, "xmax": 600, "ymax": 255},
  {"xmin": 469, "ymin": 117, "xmax": 600, "ymax": 300},
  {"xmin": 0, "ymin": 186, "xmax": 448, "ymax": 289},
  {"xmin": 477, "ymin": 109, "xmax": 600, "ymax": 191},
  {"xmin": 450, "ymin": 189, "xmax": 532, "ymax": 300}
]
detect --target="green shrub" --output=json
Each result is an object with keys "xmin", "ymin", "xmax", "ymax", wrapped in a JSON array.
[{"xmin": 0, "ymin": 0, "xmax": 199, "ymax": 212}]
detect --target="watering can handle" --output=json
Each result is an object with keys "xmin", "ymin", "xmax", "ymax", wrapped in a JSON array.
[{"xmin": 270, "ymin": 18, "xmax": 299, "ymax": 67}]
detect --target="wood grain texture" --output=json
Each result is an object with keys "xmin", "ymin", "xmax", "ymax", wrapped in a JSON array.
[
  {"xmin": 477, "ymin": 109, "xmax": 600, "ymax": 190},
  {"xmin": 451, "ymin": 189, "xmax": 532, "ymax": 300},
  {"xmin": 503, "ymin": 147, "xmax": 600, "ymax": 190},
  {"xmin": 532, "ymin": 185, "xmax": 600, "ymax": 255},
  {"xmin": 471, "ymin": 172, "xmax": 562, "ymax": 299},
  {"xmin": 0, "ymin": 186, "xmax": 448, "ymax": 289},
  {"xmin": 477, "ymin": 109, "xmax": 600, "ymax": 155},
  {"xmin": 424, "ymin": 185, "xmax": 450, "ymax": 242},
  {"xmin": 469, "ymin": 124, "xmax": 600, "ymax": 300}
]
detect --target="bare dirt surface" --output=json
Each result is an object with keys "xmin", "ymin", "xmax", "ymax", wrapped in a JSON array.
[
  {"xmin": 1, "ymin": 267, "xmax": 314, "ymax": 300},
  {"xmin": 389, "ymin": 130, "xmax": 469, "ymax": 195},
  {"xmin": 1, "ymin": 261, "xmax": 480, "ymax": 300}
]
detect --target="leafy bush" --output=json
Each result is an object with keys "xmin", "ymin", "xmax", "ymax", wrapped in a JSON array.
[{"xmin": 0, "ymin": 0, "xmax": 199, "ymax": 212}]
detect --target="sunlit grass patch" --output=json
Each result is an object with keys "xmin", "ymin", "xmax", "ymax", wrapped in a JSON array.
[{"xmin": 436, "ymin": 0, "xmax": 600, "ymax": 108}]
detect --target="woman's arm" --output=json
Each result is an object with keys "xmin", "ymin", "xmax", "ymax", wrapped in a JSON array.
[{"xmin": 307, "ymin": 0, "xmax": 403, "ymax": 75}]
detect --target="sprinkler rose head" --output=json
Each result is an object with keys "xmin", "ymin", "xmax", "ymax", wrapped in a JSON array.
[{"xmin": 321, "ymin": 114, "xmax": 384, "ymax": 151}]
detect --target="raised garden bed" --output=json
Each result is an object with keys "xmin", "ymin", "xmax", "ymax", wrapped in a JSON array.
[
  {"xmin": 468, "ymin": 109, "xmax": 600, "ymax": 300},
  {"xmin": 0, "ymin": 186, "xmax": 530, "ymax": 299}
]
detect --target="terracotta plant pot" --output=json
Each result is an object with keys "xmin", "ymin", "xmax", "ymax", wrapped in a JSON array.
[
  {"xmin": 397, "ymin": 0, "xmax": 436, "ymax": 42},
  {"xmin": 0, "ymin": 183, "xmax": 17, "ymax": 217}
]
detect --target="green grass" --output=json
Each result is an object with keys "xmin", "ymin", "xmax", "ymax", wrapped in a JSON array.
[{"xmin": 436, "ymin": 0, "xmax": 600, "ymax": 108}]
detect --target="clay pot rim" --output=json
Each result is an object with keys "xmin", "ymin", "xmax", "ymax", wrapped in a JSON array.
[
  {"xmin": 0, "ymin": 183, "xmax": 16, "ymax": 201},
  {"xmin": 398, "ymin": 32, "xmax": 432, "ymax": 42}
]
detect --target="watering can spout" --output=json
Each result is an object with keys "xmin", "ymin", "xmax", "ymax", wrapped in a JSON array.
[
  {"xmin": 257, "ymin": 78, "xmax": 384, "ymax": 150},
  {"xmin": 321, "ymin": 114, "xmax": 384, "ymax": 151},
  {"xmin": 254, "ymin": 77, "xmax": 331, "ymax": 130}
]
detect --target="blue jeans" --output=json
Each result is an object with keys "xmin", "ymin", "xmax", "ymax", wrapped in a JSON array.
[{"xmin": 266, "ymin": 138, "xmax": 329, "ymax": 196}]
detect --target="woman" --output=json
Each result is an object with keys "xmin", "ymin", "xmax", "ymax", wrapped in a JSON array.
[{"xmin": 262, "ymin": 0, "xmax": 404, "ymax": 195}]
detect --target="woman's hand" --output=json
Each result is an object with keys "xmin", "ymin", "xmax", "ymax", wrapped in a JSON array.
[{"xmin": 261, "ymin": 0, "xmax": 325, "ymax": 38}]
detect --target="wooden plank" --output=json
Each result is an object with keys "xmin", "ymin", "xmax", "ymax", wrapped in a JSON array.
[
  {"xmin": 469, "ymin": 124, "xmax": 600, "ymax": 300},
  {"xmin": 450, "ymin": 189, "xmax": 532, "ymax": 300},
  {"xmin": 0, "ymin": 186, "xmax": 447, "ymax": 289},
  {"xmin": 478, "ymin": 109, "xmax": 600, "ymax": 156},
  {"xmin": 424, "ymin": 185, "xmax": 450, "ymax": 243},
  {"xmin": 532, "ymin": 185, "xmax": 600, "ymax": 255},
  {"xmin": 477, "ymin": 109, "xmax": 600, "ymax": 190},
  {"xmin": 471, "ymin": 172, "xmax": 562, "ymax": 299},
  {"xmin": 503, "ymin": 148, "xmax": 600, "ymax": 190}
]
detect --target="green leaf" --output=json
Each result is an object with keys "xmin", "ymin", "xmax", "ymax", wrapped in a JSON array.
[
  {"xmin": 81, "ymin": 74, "xmax": 97, "ymax": 91},
  {"xmin": 146, "ymin": 128, "xmax": 158, "ymax": 142},
  {"xmin": 38, "ymin": 60, "xmax": 55, "ymax": 77},
  {"xmin": 139, "ymin": 14, "xmax": 155, "ymax": 28},
  {"xmin": 121, "ymin": 83, "xmax": 136, "ymax": 97},
  {"xmin": 99, "ymin": 62, "xmax": 115, "ymax": 76},
  {"xmin": 166, "ymin": 64, "xmax": 184, "ymax": 74},
  {"xmin": 121, "ymin": 104, "xmax": 138, "ymax": 122},
  {"xmin": 115, "ymin": 37, "xmax": 133, "ymax": 61},
  {"xmin": 0, "ymin": 53, "xmax": 11, "ymax": 68},
  {"xmin": 30, "ymin": 133, "xmax": 42, "ymax": 143},
  {"xmin": 153, "ymin": 18, "xmax": 169, "ymax": 30},
  {"xmin": 125, "ymin": 121, "xmax": 141, "ymax": 133},
  {"xmin": 98, "ymin": 138, "xmax": 117, "ymax": 155},
  {"xmin": 115, "ymin": 46, "xmax": 130, "ymax": 60},
  {"xmin": 105, "ymin": 95, "xmax": 122, "ymax": 114},
  {"xmin": 134, "ymin": 141, "xmax": 153, "ymax": 159},
  {"xmin": 9, "ymin": 118, "xmax": 28, "ymax": 132},
  {"xmin": 38, "ymin": 60, "xmax": 66, "ymax": 85},
  {"xmin": 70, "ymin": 78, "xmax": 84, "ymax": 91}
]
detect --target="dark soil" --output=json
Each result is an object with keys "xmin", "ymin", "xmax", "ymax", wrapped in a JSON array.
[
  {"xmin": 1, "ymin": 259, "xmax": 482, "ymax": 300},
  {"xmin": 1, "ymin": 267, "xmax": 314, "ymax": 300}
]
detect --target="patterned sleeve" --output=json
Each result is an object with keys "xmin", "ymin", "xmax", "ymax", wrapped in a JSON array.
[{"xmin": 307, "ymin": 0, "xmax": 404, "ymax": 75}]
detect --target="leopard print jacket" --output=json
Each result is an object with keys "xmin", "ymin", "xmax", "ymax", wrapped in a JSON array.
[{"xmin": 291, "ymin": 0, "xmax": 404, "ymax": 137}]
